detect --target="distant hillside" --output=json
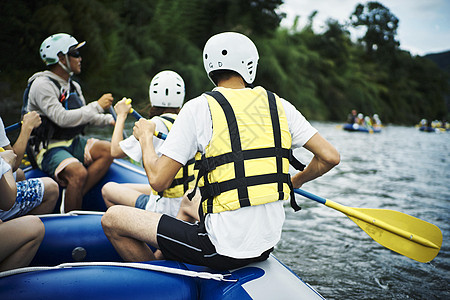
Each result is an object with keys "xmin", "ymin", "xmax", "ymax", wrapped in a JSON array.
[{"xmin": 425, "ymin": 50, "xmax": 450, "ymax": 73}]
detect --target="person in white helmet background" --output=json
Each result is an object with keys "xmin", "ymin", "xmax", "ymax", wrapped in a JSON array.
[
  {"xmin": 102, "ymin": 70, "xmax": 196, "ymax": 217},
  {"xmin": 102, "ymin": 32, "xmax": 340, "ymax": 270},
  {"xmin": 25, "ymin": 33, "xmax": 115, "ymax": 212}
]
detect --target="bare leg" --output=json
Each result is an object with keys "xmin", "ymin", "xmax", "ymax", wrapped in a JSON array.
[
  {"xmin": 15, "ymin": 169, "xmax": 26, "ymax": 182},
  {"xmin": 101, "ymin": 205, "xmax": 161, "ymax": 262},
  {"xmin": 122, "ymin": 183, "xmax": 152, "ymax": 194},
  {"xmin": 0, "ymin": 216, "xmax": 45, "ymax": 271},
  {"xmin": 58, "ymin": 162, "xmax": 88, "ymax": 212},
  {"xmin": 29, "ymin": 177, "xmax": 59, "ymax": 214},
  {"xmin": 82, "ymin": 140, "xmax": 113, "ymax": 194},
  {"xmin": 102, "ymin": 182, "xmax": 148, "ymax": 208},
  {"xmin": 176, "ymin": 189, "xmax": 201, "ymax": 223}
]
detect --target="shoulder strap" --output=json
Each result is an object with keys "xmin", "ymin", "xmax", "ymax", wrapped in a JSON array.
[
  {"xmin": 21, "ymin": 76, "xmax": 63, "ymax": 116},
  {"xmin": 155, "ymin": 114, "xmax": 176, "ymax": 132},
  {"xmin": 47, "ymin": 76, "xmax": 61, "ymax": 90},
  {"xmin": 159, "ymin": 114, "xmax": 176, "ymax": 124}
]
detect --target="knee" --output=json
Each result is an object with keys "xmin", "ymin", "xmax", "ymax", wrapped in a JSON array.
[
  {"xmin": 64, "ymin": 164, "xmax": 88, "ymax": 185},
  {"xmin": 101, "ymin": 205, "xmax": 122, "ymax": 234},
  {"xmin": 101, "ymin": 182, "xmax": 117, "ymax": 201},
  {"xmin": 98, "ymin": 141, "xmax": 114, "ymax": 162},
  {"xmin": 15, "ymin": 168, "xmax": 26, "ymax": 181},
  {"xmin": 23, "ymin": 215, "xmax": 45, "ymax": 242},
  {"xmin": 42, "ymin": 178, "xmax": 59, "ymax": 201}
]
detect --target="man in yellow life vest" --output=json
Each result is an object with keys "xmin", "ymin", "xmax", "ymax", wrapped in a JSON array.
[{"xmin": 102, "ymin": 32, "xmax": 340, "ymax": 270}]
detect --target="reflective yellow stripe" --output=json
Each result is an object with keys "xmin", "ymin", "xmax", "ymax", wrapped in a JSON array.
[{"xmin": 35, "ymin": 139, "xmax": 74, "ymax": 168}]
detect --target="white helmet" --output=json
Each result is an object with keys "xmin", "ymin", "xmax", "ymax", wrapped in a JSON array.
[
  {"xmin": 149, "ymin": 70, "xmax": 185, "ymax": 108},
  {"xmin": 40, "ymin": 33, "xmax": 86, "ymax": 66},
  {"xmin": 203, "ymin": 32, "xmax": 259, "ymax": 85}
]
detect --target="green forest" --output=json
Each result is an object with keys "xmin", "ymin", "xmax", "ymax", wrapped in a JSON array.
[{"xmin": 0, "ymin": 0, "xmax": 448, "ymax": 125}]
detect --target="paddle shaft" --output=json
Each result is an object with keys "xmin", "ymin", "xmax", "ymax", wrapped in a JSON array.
[
  {"xmin": 294, "ymin": 188, "xmax": 439, "ymax": 249},
  {"xmin": 5, "ymin": 122, "xmax": 21, "ymax": 133},
  {"xmin": 129, "ymin": 108, "xmax": 167, "ymax": 140}
]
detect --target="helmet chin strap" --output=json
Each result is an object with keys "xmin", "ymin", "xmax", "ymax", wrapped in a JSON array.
[{"xmin": 58, "ymin": 54, "xmax": 74, "ymax": 76}]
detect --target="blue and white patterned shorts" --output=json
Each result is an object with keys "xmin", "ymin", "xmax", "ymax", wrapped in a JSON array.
[{"xmin": 0, "ymin": 178, "xmax": 44, "ymax": 221}]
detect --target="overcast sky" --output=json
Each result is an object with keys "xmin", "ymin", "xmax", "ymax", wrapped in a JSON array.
[{"xmin": 277, "ymin": 0, "xmax": 450, "ymax": 56}]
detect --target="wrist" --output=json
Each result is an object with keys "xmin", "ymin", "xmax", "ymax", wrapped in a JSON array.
[
  {"xmin": 116, "ymin": 114, "xmax": 127, "ymax": 121},
  {"xmin": 139, "ymin": 134, "xmax": 153, "ymax": 146},
  {"xmin": 21, "ymin": 126, "xmax": 34, "ymax": 135}
]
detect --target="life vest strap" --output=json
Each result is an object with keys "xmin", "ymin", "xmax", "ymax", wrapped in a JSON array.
[
  {"xmin": 168, "ymin": 175, "xmax": 195, "ymax": 189},
  {"xmin": 194, "ymin": 147, "xmax": 293, "ymax": 171},
  {"xmin": 159, "ymin": 115, "xmax": 176, "ymax": 124},
  {"xmin": 200, "ymin": 173, "xmax": 291, "ymax": 199}
]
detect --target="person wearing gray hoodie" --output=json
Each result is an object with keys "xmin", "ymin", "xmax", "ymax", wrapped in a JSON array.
[{"xmin": 26, "ymin": 33, "xmax": 115, "ymax": 212}]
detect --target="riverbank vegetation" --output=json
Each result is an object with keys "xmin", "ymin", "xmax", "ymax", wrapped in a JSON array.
[{"xmin": 0, "ymin": 0, "xmax": 448, "ymax": 124}]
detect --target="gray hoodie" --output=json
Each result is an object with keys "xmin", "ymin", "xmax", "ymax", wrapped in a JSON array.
[{"xmin": 27, "ymin": 70, "xmax": 113, "ymax": 128}]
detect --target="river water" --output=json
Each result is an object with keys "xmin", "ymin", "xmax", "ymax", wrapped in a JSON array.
[{"xmin": 276, "ymin": 122, "xmax": 450, "ymax": 299}]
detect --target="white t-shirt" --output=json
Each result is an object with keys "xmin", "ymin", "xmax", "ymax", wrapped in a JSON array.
[
  {"xmin": 0, "ymin": 117, "xmax": 11, "ymax": 148},
  {"xmin": 119, "ymin": 116, "xmax": 168, "ymax": 162},
  {"xmin": 0, "ymin": 157, "xmax": 12, "ymax": 177},
  {"xmin": 159, "ymin": 87, "xmax": 317, "ymax": 258},
  {"xmin": 0, "ymin": 117, "xmax": 17, "ymax": 180},
  {"xmin": 119, "ymin": 116, "xmax": 181, "ymax": 217}
]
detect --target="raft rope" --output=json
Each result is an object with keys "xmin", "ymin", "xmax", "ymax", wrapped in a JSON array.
[
  {"xmin": 60, "ymin": 188, "xmax": 66, "ymax": 213},
  {"xmin": 0, "ymin": 261, "xmax": 237, "ymax": 282}
]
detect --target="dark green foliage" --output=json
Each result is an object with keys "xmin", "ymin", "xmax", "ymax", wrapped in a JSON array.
[
  {"xmin": 0, "ymin": 0, "xmax": 448, "ymax": 125},
  {"xmin": 350, "ymin": 1, "xmax": 400, "ymax": 56}
]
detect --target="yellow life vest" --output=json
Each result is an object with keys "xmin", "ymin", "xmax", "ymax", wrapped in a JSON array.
[
  {"xmin": 151, "ymin": 113, "xmax": 196, "ymax": 198},
  {"xmin": 195, "ymin": 87, "xmax": 302, "ymax": 215}
]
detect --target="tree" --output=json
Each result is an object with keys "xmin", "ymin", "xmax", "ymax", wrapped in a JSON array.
[{"xmin": 350, "ymin": 1, "xmax": 399, "ymax": 56}]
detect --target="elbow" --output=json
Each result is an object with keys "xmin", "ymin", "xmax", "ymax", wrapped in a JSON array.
[
  {"xmin": 148, "ymin": 177, "xmax": 170, "ymax": 193},
  {"xmin": 148, "ymin": 168, "xmax": 173, "ymax": 192},
  {"xmin": 110, "ymin": 146, "xmax": 123, "ymax": 158},
  {"xmin": 327, "ymin": 150, "xmax": 340, "ymax": 168}
]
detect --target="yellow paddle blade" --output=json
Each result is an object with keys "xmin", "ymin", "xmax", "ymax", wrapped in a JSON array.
[
  {"xmin": 294, "ymin": 189, "xmax": 443, "ymax": 263},
  {"xmin": 347, "ymin": 208, "xmax": 442, "ymax": 263}
]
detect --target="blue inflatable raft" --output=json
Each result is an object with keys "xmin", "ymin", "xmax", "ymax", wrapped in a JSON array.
[
  {"xmin": 418, "ymin": 126, "xmax": 447, "ymax": 133},
  {"xmin": 343, "ymin": 123, "xmax": 381, "ymax": 133},
  {"xmin": 0, "ymin": 212, "xmax": 324, "ymax": 299},
  {"xmin": 0, "ymin": 159, "xmax": 325, "ymax": 299}
]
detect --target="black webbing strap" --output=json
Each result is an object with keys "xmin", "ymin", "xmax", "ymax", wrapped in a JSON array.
[
  {"xmin": 183, "ymin": 157, "xmax": 195, "ymax": 193},
  {"xmin": 199, "ymin": 173, "xmax": 291, "ymax": 198},
  {"xmin": 193, "ymin": 147, "xmax": 292, "ymax": 172},
  {"xmin": 267, "ymin": 91, "xmax": 284, "ymax": 201},
  {"xmin": 165, "ymin": 158, "xmax": 195, "ymax": 190},
  {"xmin": 167, "ymin": 174, "xmax": 195, "ymax": 189},
  {"xmin": 159, "ymin": 115, "xmax": 176, "ymax": 124},
  {"xmin": 267, "ymin": 91, "xmax": 301, "ymax": 211},
  {"xmin": 206, "ymin": 91, "xmax": 250, "ymax": 210}
]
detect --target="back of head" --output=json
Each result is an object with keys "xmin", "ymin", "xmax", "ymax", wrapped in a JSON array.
[
  {"xmin": 40, "ymin": 33, "xmax": 85, "ymax": 66},
  {"xmin": 203, "ymin": 32, "xmax": 259, "ymax": 86},
  {"xmin": 149, "ymin": 70, "xmax": 185, "ymax": 108}
]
